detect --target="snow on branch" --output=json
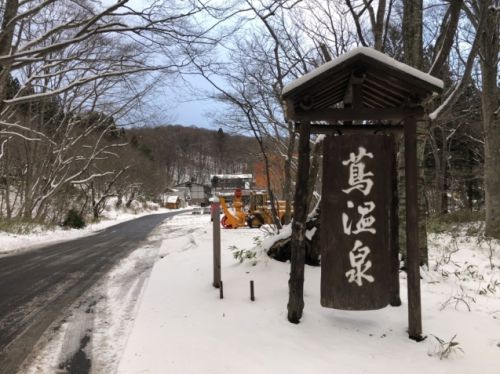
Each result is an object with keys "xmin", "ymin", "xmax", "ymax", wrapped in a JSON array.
[
  {"xmin": 429, "ymin": 3, "xmax": 488, "ymax": 121},
  {"xmin": 70, "ymin": 171, "xmax": 117, "ymax": 185},
  {"xmin": 314, "ymin": 134, "xmax": 325, "ymax": 144},
  {"xmin": 0, "ymin": 121, "xmax": 57, "ymax": 145},
  {"xmin": 0, "ymin": 137, "xmax": 12, "ymax": 159},
  {"xmin": 4, "ymin": 67, "xmax": 164, "ymax": 105},
  {"xmin": 6, "ymin": 0, "xmax": 58, "ymax": 30},
  {"xmin": 0, "ymin": 130, "xmax": 41, "ymax": 142}
]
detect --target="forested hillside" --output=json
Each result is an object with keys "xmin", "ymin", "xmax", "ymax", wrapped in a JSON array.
[{"xmin": 126, "ymin": 125, "xmax": 258, "ymax": 191}]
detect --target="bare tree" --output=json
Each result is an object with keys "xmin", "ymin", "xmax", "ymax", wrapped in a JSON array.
[
  {"xmin": 189, "ymin": 0, "xmax": 320, "ymax": 229},
  {"xmin": 463, "ymin": 0, "xmax": 500, "ymax": 238},
  {"xmin": 0, "ymin": 0, "xmax": 223, "ymax": 222}
]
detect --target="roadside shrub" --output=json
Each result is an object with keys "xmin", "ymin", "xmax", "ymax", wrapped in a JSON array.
[
  {"xmin": 230, "ymin": 245, "xmax": 258, "ymax": 266},
  {"xmin": 62, "ymin": 209, "xmax": 86, "ymax": 229},
  {"xmin": 428, "ymin": 334, "xmax": 463, "ymax": 359},
  {"xmin": 0, "ymin": 218, "xmax": 43, "ymax": 234},
  {"xmin": 427, "ymin": 210, "xmax": 484, "ymax": 233}
]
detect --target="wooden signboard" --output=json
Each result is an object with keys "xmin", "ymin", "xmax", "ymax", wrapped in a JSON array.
[{"xmin": 320, "ymin": 133, "xmax": 395, "ymax": 310}]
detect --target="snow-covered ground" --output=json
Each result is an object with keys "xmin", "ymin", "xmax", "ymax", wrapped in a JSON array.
[
  {"xmin": 23, "ymin": 212, "xmax": 500, "ymax": 373},
  {"xmin": 117, "ymin": 214, "xmax": 499, "ymax": 374}
]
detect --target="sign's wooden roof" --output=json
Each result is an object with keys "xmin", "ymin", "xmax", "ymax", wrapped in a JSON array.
[{"xmin": 282, "ymin": 47, "xmax": 443, "ymax": 115}]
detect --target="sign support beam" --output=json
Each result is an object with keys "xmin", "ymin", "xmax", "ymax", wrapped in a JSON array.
[
  {"xmin": 295, "ymin": 123, "xmax": 404, "ymax": 134},
  {"xmin": 287, "ymin": 121, "xmax": 311, "ymax": 323},
  {"xmin": 292, "ymin": 106, "xmax": 423, "ymax": 122},
  {"xmin": 404, "ymin": 116, "xmax": 423, "ymax": 340}
]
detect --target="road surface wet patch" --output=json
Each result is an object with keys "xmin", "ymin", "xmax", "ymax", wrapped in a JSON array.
[{"xmin": 59, "ymin": 334, "xmax": 92, "ymax": 374}]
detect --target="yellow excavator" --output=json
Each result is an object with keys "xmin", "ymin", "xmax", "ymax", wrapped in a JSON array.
[
  {"xmin": 219, "ymin": 189, "xmax": 291, "ymax": 229},
  {"xmin": 219, "ymin": 189, "xmax": 246, "ymax": 228}
]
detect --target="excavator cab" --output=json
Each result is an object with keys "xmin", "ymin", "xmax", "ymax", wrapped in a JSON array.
[{"xmin": 246, "ymin": 191, "xmax": 289, "ymax": 228}]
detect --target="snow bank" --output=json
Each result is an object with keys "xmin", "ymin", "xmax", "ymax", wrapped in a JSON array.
[{"xmin": 0, "ymin": 201, "xmax": 177, "ymax": 256}]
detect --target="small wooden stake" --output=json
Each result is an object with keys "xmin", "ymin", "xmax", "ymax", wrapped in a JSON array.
[
  {"xmin": 250, "ymin": 280, "xmax": 255, "ymax": 301},
  {"xmin": 219, "ymin": 281, "xmax": 224, "ymax": 299}
]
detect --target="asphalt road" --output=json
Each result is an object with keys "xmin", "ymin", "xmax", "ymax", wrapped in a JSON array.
[{"xmin": 0, "ymin": 211, "xmax": 179, "ymax": 373}]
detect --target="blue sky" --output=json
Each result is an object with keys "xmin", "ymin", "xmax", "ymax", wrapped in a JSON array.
[
  {"xmin": 157, "ymin": 71, "xmax": 224, "ymax": 130},
  {"xmin": 173, "ymin": 99, "xmax": 215, "ymax": 128}
]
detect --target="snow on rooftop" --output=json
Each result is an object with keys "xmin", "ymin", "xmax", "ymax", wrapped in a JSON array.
[
  {"xmin": 282, "ymin": 47, "xmax": 444, "ymax": 96},
  {"xmin": 211, "ymin": 174, "xmax": 253, "ymax": 179},
  {"xmin": 167, "ymin": 195, "xmax": 179, "ymax": 203}
]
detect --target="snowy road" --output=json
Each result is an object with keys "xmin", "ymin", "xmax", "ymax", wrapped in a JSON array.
[{"xmin": 0, "ymin": 211, "xmax": 180, "ymax": 374}]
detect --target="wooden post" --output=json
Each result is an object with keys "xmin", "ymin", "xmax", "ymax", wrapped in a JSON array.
[
  {"xmin": 390, "ymin": 134, "xmax": 401, "ymax": 307},
  {"xmin": 212, "ymin": 199, "xmax": 221, "ymax": 288},
  {"xmin": 404, "ymin": 117, "xmax": 423, "ymax": 340},
  {"xmin": 219, "ymin": 281, "xmax": 224, "ymax": 299},
  {"xmin": 250, "ymin": 280, "xmax": 255, "ymax": 301},
  {"xmin": 287, "ymin": 121, "xmax": 311, "ymax": 323}
]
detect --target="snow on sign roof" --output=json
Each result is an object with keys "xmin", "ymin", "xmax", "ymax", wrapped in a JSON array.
[
  {"xmin": 167, "ymin": 195, "xmax": 179, "ymax": 203},
  {"xmin": 282, "ymin": 47, "xmax": 443, "ymax": 97}
]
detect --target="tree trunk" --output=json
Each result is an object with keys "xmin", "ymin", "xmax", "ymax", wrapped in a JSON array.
[
  {"xmin": 116, "ymin": 192, "xmax": 123, "ymax": 208},
  {"xmin": 4, "ymin": 151, "xmax": 12, "ymax": 219},
  {"xmin": 283, "ymin": 126, "xmax": 296, "ymax": 225},
  {"xmin": 402, "ymin": 0, "xmax": 423, "ymax": 69},
  {"xmin": 466, "ymin": 149, "xmax": 476, "ymax": 211},
  {"xmin": 373, "ymin": 0, "xmax": 387, "ymax": 51},
  {"xmin": 437, "ymin": 127, "xmax": 449, "ymax": 214},
  {"xmin": 263, "ymin": 151, "xmax": 282, "ymax": 230},
  {"xmin": 429, "ymin": 127, "xmax": 443, "ymax": 213},
  {"xmin": 306, "ymin": 137, "xmax": 323, "ymax": 212},
  {"xmin": 480, "ymin": 4, "xmax": 500, "ymax": 238},
  {"xmin": 287, "ymin": 121, "xmax": 310, "ymax": 323},
  {"xmin": 0, "ymin": 0, "xmax": 19, "ymax": 105},
  {"xmin": 417, "ymin": 123, "xmax": 428, "ymax": 265},
  {"xmin": 401, "ymin": 0, "xmax": 428, "ymax": 265},
  {"xmin": 126, "ymin": 190, "xmax": 136, "ymax": 208},
  {"xmin": 398, "ymin": 120, "xmax": 429, "ymax": 265},
  {"xmin": 91, "ymin": 182, "xmax": 99, "ymax": 220},
  {"xmin": 440, "ymin": 153, "xmax": 449, "ymax": 215}
]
